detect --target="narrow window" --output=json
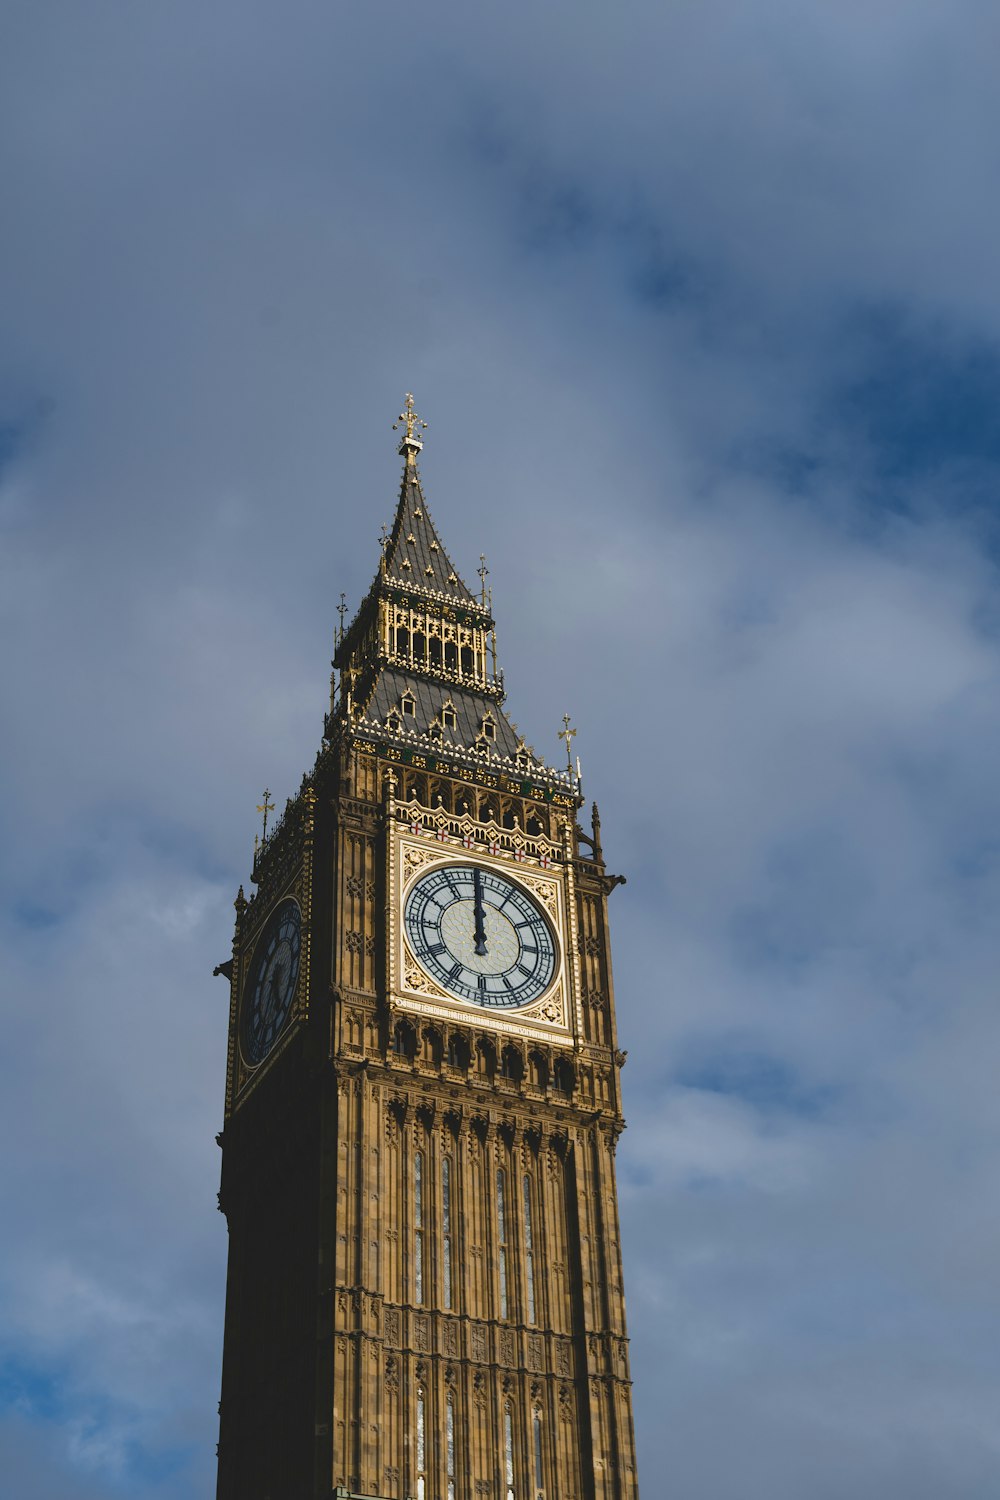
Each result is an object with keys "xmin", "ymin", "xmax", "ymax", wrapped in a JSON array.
[
  {"xmin": 402, "ymin": 693, "xmax": 416, "ymax": 717},
  {"xmin": 442, "ymin": 706, "xmax": 457, "ymax": 730},
  {"xmin": 414, "ymin": 1151, "xmax": 424, "ymax": 1305},
  {"xmin": 416, "ymin": 1388, "xmax": 426, "ymax": 1500},
  {"xmin": 504, "ymin": 1406, "xmax": 515, "ymax": 1500},
  {"xmin": 524, "ymin": 1175, "xmax": 536, "ymax": 1324},
  {"xmin": 446, "ymin": 1393, "xmax": 456, "ymax": 1500},
  {"xmin": 497, "ymin": 1167, "xmax": 509, "ymax": 1319},
  {"xmin": 442, "ymin": 1155, "xmax": 453, "ymax": 1310},
  {"xmin": 534, "ymin": 1412, "xmax": 544, "ymax": 1498}
]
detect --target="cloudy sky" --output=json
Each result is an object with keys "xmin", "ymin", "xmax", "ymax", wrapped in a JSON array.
[{"xmin": 3, "ymin": 2, "xmax": 1000, "ymax": 1495}]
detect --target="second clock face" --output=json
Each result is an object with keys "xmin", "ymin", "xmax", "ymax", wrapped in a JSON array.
[
  {"xmin": 404, "ymin": 863, "xmax": 557, "ymax": 1009},
  {"xmin": 241, "ymin": 898, "xmax": 301, "ymax": 1066}
]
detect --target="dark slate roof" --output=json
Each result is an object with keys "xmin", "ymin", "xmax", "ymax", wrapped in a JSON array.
[
  {"xmin": 382, "ymin": 461, "xmax": 476, "ymax": 602},
  {"xmin": 362, "ymin": 667, "xmax": 529, "ymax": 760}
]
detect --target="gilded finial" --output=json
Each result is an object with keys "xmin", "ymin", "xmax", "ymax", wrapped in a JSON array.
[
  {"xmin": 256, "ymin": 788, "xmax": 275, "ymax": 843},
  {"xmin": 393, "ymin": 392, "xmax": 427, "ymax": 462},
  {"xmin": 558, "ymin": 714, "xmax": 577, "ymax": 772},
  {"xmin": 336, "ymin": 592, "xmax": 348, "ymax": 644},
  {"xmin": 478, "ymin": 554, "xmax": 489, "ymax": 606}
]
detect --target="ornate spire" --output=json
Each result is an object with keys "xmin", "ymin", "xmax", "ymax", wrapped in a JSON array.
[
  {"xmin": 393, "ymin": 392, "xmax": 427, "ymax": 464},
  {"xmin": 380, "ymin": 395, "xmax": 476, "ymax": 602}
]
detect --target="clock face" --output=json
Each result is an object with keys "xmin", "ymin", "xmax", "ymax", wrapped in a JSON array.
[
  {"xmin": 404, "ymin": 863, "xmax": 557, "ymax": 1009},
  {"xmin": 241, "ymin": 898, "xmax": 301, "ymax": 1066}
]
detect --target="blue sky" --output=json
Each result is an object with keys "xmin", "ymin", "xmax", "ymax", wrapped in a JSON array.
[{"xmin": 2, "ymin": 1, "xmax": 1000, "ymax": 1495}]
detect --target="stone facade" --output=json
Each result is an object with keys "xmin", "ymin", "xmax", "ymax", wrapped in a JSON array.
[{"xmin": 215, "ymin": 406, "xmax": 638, "ymax": 1500}]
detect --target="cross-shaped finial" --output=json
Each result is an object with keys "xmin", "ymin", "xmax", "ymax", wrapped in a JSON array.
[
  {"xmin": 256, "ymin": 788, "xmax": 275, "ymax": 842},
  {"xmin": 558, "ymin": 714, "xmax": 577, "ymax": 771},
  {"xmin": 478, "ymin": 554, "xmax": 489, "ymax": 604},
  {"xmin": 393, "ymin": 393, "xmax": 428, "ymax": 455},
  {"xmin": 337, "ymin": 592, "xmax": 348, "ymax": 643}
]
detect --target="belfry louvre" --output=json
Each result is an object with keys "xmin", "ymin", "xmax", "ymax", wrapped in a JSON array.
[{"xmin": 214, "ymin": 399, "xmax": 639, "ymax": 1499}]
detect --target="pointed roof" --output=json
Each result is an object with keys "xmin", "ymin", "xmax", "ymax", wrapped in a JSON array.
[
  {"xmin": 381, "ymin": 395, "xmax": 476, "ymax": 602},
  {"xmin": 381, "ymin": 458, "xmax": 476, "ymax": 602}
]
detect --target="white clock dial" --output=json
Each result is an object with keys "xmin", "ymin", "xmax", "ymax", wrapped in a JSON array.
[{"xmin": 404, "ymin": 863, "xmax": 556, "ymax": 1009}]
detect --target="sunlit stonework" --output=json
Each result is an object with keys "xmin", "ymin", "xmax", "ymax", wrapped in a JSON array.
[{"xmin": 214, "ymin": 402, "xmax": 638, "ymax": 1500}]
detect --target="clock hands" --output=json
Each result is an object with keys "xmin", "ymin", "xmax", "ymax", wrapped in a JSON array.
[
  {"xmin": 258, "ymin": 961, "xmax": 285, "ymax": 1031},
  {"xmin": 472, "ymin": 867, "xmax": 488, "ymax": 957}
]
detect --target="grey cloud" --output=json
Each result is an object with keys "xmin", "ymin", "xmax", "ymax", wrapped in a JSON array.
[{"xmin": 2, "ymin": 2, "xmax": 999, "ymax": 1495}]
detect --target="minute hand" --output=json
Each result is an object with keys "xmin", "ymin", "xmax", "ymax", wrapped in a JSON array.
[{"xmin": 472, "ymin": 868, "xmax": 488, "ymax": 957}]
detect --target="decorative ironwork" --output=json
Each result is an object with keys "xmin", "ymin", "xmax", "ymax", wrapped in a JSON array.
[
  {"xmin": 393, "ymin": 392, "xmax": 427, "ymax": 453},
  {"xmin": 256, "ymin": 788, "xmax": 275, "ymax": 841},
  {"xmin": 559, "ymin": 714, "xmax": 577, "ymax": 771}
]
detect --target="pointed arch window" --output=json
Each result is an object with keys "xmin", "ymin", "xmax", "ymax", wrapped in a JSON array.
[
  {"xmin": 414, "ymin": 1151, "xmax": 424, "ymax": 1305},
  {"xmin": 504, "ymin": 1405, "xmax": 515, "ymax": 1500},
  {"xmin": 523, "ymin": 1175, "xmax": 537, "ymax": 1324},
  {"xmin": 416, "ymin": 1387, "xmax": 426, "ymax": 1500},
  {"xmin": 442, "ymin": 1154, "xmax": 453, "ymax": 1310},
  {"xmin": 496, "ymin": 1167, "xmax": 509, "ymax": 1319},
  {"xmin": 446, "ymin": 1392, "xmax": 457, "ymax": 1500}
]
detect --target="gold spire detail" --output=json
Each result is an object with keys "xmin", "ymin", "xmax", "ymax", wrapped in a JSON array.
[
  {"xmin": 393, "ymin": 392, "xmax": 428, "ymax": 462},
  {"xmin": 558, "ymin": 714, "xmax": 577, "ymax": 771},
  {"xmin": 256, "ymin": 788, "xmax": 276, "ymax": 841}
]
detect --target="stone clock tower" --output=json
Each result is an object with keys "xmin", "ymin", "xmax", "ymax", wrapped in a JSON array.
[{"xmin": 215, "ymin": 398, "xmax": 639, "ymax": 1500}]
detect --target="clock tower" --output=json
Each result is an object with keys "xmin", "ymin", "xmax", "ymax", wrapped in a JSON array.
[{"xmin": 215, "ymin": 398, "xmax": 639, "ymax": 1500}]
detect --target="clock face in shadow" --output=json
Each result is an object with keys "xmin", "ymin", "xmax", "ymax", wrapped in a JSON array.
[
  {"xmin": 241, "ymin": 899, "xmax": 301, "ymax": 1065},
  {"xmin": 404, "ymin": 863, "xmax": 556, "ymax": 1009}
]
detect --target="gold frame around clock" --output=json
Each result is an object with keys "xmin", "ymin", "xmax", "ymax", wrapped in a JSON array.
[{"xmin": 385, "ymin": 785, "xmax": 583, "ymax": 1045}]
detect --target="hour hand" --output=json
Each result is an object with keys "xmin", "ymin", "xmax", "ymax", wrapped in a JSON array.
[{"xmin": 472, "ymin": 867, "xmax": 488, "ymax": 956}]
